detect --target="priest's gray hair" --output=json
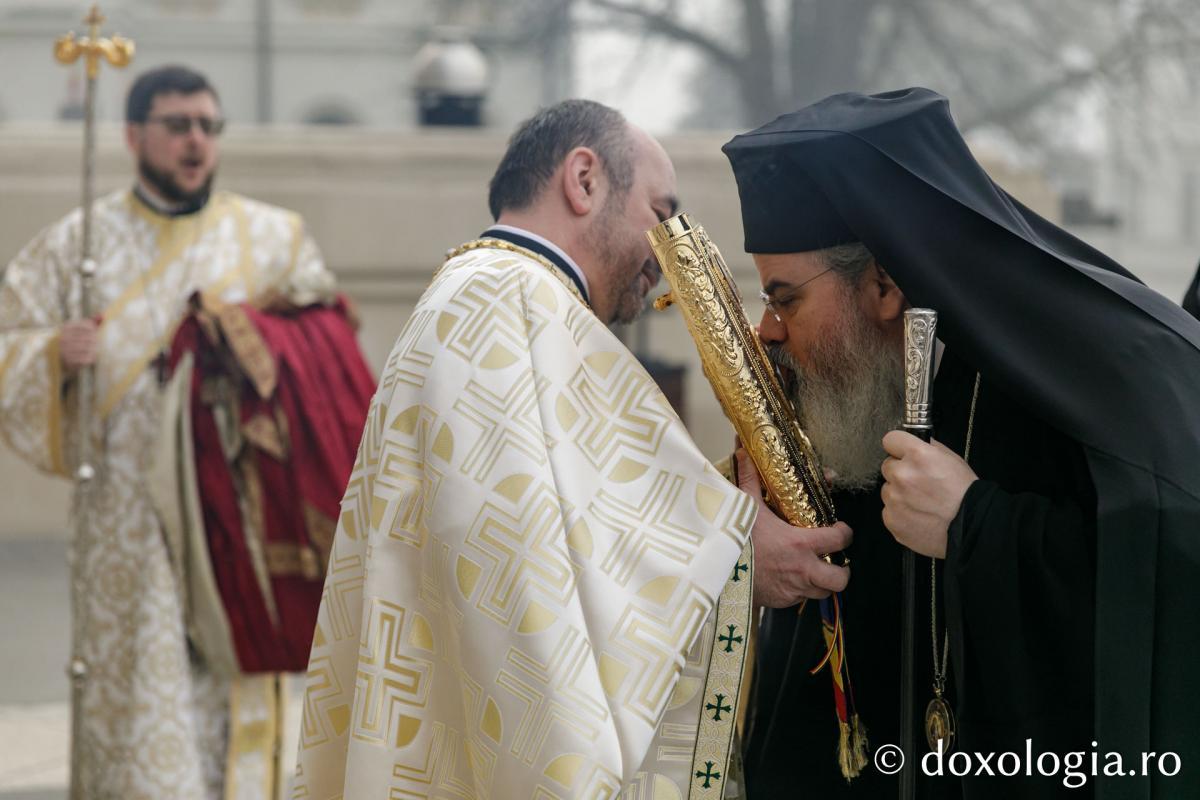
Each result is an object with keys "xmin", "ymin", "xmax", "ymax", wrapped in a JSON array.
[
  {"xmin": 821, "ymin": 242, "xmax": 876, "ymax": 285},
  {"xmin": 488, "ymin": 99, "xmax": 635, "ymax": 221}
]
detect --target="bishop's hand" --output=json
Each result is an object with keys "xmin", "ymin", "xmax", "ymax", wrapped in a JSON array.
[
  {"xmin": 735, "ymin": 449, "xmax": 852, "ymax": 607},
  {"xmin": 880, "ymin": 430, "xmax": 977, "ymax": 558}
]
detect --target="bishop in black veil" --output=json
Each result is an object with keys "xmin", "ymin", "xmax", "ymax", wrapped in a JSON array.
[{"xmin": 724, "ymin": 88, "xmax": 1200, "ymax": 799}]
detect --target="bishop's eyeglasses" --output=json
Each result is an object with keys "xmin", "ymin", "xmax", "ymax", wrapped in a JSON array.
[
  {"xmin": 759, "ymin": 266, "xmax": 834, "ymax": 322},
  {"xmin": 144, "ymin": 114, "xmax": 226, "ymax": 138}
]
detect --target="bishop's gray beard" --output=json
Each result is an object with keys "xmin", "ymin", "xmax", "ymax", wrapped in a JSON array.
[{"xmin": 766, "ymin": 312, "xmax": 904, "ymax": 492}]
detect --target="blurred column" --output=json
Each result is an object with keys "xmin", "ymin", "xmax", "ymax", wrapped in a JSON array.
[
  {"xmin": 255, "ymin": 0, "xmax": 273, "ymax": 124},
  {"xmin": 540, "ymin": 0, "xmax": 574, "ymax": 104}
]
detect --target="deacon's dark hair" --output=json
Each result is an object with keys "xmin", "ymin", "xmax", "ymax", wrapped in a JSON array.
[
  {"xmin": 126, "ymin": 65, "xmax": 219, "ymax": 124},
  {"xmin": 487, "ymin": 99, "xmax": 634, "ymax": 221}
]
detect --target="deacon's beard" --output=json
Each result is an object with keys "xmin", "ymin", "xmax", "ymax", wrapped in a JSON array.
[
  {"xmin": 766, "ymin": 302, "xmax": 904, "ymax": 492},
  {"xmin": 138, "ymin": 156, "xmax": 215, "ymax": 210}
]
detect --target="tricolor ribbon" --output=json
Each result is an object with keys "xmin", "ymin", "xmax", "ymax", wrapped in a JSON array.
[{"xmin": 804, "ymin": 593, "xmax": 868, "ymax": 780}]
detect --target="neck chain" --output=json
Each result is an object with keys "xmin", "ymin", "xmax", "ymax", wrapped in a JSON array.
[
  {"xmin": 925, "ymin": 370, "xmax": 980, "ymax": 752},
  {"xmin": 440, "ymin": 239, "xmax": 592, "ymax": 311}
]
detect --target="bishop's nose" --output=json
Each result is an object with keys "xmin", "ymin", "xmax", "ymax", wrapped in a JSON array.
[{"xmin": 757, "ymin": 308, "xmax": 786, "ymax": 344}]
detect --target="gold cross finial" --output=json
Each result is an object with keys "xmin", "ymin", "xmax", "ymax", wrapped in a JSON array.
[
  {"xmin": 84, "ymin": 5, "xmax": 105, "ymax": 30},
  {"xmin": 55, "ymin": 4, "xmax": 134, "ymax": 81}
]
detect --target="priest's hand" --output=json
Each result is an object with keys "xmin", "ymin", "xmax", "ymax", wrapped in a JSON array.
[
  {"xmin": 880, "ymin": 430, "xmax": 977, "ymax": 558},
  {"xmin": 736, "ymin": 449, "xmax": 852, "ymax": 607},
  {"xmin": 59, "ymin": 317, "xmax": 100, "ymax": 371}
]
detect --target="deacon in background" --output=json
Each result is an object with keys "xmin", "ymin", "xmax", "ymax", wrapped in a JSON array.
[
  {"xmin": 0, "ymin": 65, "xmax": 372, "ymax": 798},
  {"xmin": 724, "ymin": 88, "xmax": 1200, "ymax": 799},
  {"xmin": 294, "ymin": 100, "xmax": 821, "ymax": 797}
]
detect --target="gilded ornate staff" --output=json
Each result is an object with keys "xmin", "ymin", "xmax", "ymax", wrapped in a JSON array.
[
  {"xmin": 647, "ymin": 213, "xmax": 868, "ymax": 779},
  {"xmin": 53, "ymin": 7, "xmax": 133, "ymax": 797},
  {"xmin": 648, "ymin": 217, "xmax": 832, "ymax": 526},
  {"xmin": 900, "ymin": 308, "xmax": 937, "ymax": 800}
]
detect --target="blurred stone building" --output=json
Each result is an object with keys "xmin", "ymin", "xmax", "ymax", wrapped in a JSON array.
[
  {"xmin": 3, "ymin": 0, "xmax": 1190, "ymax": 546},
  {"xmin": 0, "ymin": 0, "xmax": 572, "ymax": 128}
]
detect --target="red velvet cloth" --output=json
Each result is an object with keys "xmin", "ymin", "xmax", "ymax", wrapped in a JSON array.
[{"xmin": 169, "ymin": 297, "xmax": 375, "ymax": 672}]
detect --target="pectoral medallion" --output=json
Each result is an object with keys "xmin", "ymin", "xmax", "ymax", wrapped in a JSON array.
[{"xmin": 924, "ymin": 696, "xmax": 956, "ymax": 752}]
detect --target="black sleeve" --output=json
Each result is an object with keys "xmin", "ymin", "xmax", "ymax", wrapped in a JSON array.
[
  {"xmin": 944, "ymin": 479, "xmax": 1096, "ymax": 756},
  {"xmin": 1183, "ymin": 259, "xmax": 1200, "ymax": 320}
]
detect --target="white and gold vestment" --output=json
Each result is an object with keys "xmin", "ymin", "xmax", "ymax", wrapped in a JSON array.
[
  {"xmin": 294, "ymin": 242, "xmax": 756, "ymax": 799},
  {"xmin": 0, "ymin": 189, "xmax": 332, "ymax": 799}
]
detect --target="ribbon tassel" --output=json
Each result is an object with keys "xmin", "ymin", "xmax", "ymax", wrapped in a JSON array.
[{"xmin": 810, "ymin": 594, "xmax": 868, "ymax": 780}]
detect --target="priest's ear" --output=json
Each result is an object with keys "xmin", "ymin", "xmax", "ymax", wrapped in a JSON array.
[
  {"xmin": 866, "ymin": 261, "xmax": 907, "ymax": 322},
  {"xmin": 561, "ymin": 146, "xmax": 604, "ymax": 217}
]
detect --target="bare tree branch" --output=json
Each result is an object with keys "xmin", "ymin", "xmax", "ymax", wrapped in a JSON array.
[
  {"xmin": 956, "ymin": 0, "xmax": 1062, "ymax": 66},
  {"xmin": 957, "ymin": 12, "xmax": 1153, "ymax": 131},
  {"xmin": 862, "ymin": 4, "xmax": 910, "ymax": 85},
  {"xmin": 740, "ymin": 0, "xmax": 778, "ymax": 118},
  {"xmin": 554, "ymin": 0, "xmax": 1200, "ymax": 150},
  {"xmin": 583, "ymin": 0, "xmax": 744, "ymax": 71}
]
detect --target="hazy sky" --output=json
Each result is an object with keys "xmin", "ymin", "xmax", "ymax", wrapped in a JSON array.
[{"xmin": 574, "ymin": 27, "xmax": 699, "ymax": 134}]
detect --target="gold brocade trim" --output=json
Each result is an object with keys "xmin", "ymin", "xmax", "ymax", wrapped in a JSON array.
[
  {"xmin": 97, "ymin": 194, "xmax": 237, "ymax": 418},
  {"xmin": 265, "ymin": 503, "xmax": 337, "ymax": 581},
  {"xmin": 225, "ymin": 674, "xmax": 281, "ymax": 800},
  {"xmin": 234, "ymin": 198, "xmax": 258, "ymax": 299},
  {"xmin": 194, "ymin": 299, "xmax": 223, "ymax": 342},
  {"xmin": 303, "ymin": 502, "xmax": 336, "ymax": 566},
  {"xmin": 97, "ymin": 328, "xmax": 171, "ymax": 418},
  {"xmin": 242, "ymin": 413, "xmax": 286, "ymax": 460},
  {"xmin": 45, "ymin": 333, "xmax": 66, "ymax": 476},
  {"xmin": 441, "ymin": 238, "xmax": 591, "ymax": 310},
  {"xmin": 264, "ymin": 542, "xmax": 323, "ymax": 581},
  {"xmin": 714, "ymin": 452, "xmax": 758, "ymax": 740},
  {"xmin": 127, "ymin": 187, "xmax": 172, "ymax": 228},
  {"xmin": 281, "ymin": 211, "xmax": 305, "ymax": 286},
  {"xmin": 103, "ymin": 192, "xmax": 222, "ymax": 327},
  {"xmin": 0, "ymin": 332, "xmax": 63, "ymax": 474},
  {"xmin": 219, "ymin": 304, "xmax": 277, "ymax": 400},
  {"xmin": 736, "ymin": 589, "xmax": 758, "ymax": 740},
  {"xmin": 240, "ymin": 455, "xmax": 281, "ymax": 629},
  {"xmin": 689, "ymin": 536, "xmax": 754, "ymax": 799},
  {"xmin": 97, "ymin": 278, "xmax": 263, "ymax": 420},
  {"xmin": 201, "ymin": 259, "xmax": 254, "ymax": 312}
]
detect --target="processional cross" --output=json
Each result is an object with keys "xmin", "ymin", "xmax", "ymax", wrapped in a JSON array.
[
  {"xmin": 55, "ymin": 6, "xmax": 134, "ymax": 81},
  {"xmin": 53, "ymin": 7, "xmax": 134, "ymax": 800}
]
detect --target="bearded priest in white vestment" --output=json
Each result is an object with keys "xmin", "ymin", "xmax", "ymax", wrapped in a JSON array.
[
  {"xmin": 0, "ymin": 67, "xmax": 337, "ymax": 798},
  {"xmin": 291, "ymin": 101, "xmax": 814, "ymax": 799}
]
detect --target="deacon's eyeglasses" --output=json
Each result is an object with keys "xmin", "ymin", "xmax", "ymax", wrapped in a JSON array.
[
  {"xmin": 759, "ymin": 266, "xmax": 834, "ymax": 322},
  {"xmin": 144, "ymin": 114, "xmax": 226, "ymax": 137}
]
